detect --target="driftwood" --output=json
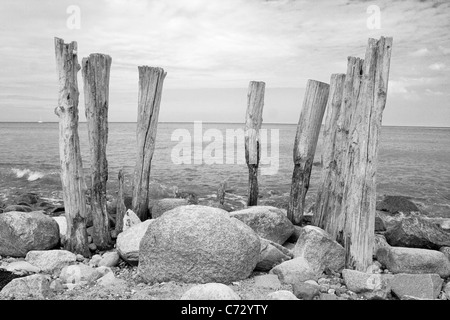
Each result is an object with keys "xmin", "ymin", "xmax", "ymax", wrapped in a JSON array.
[
  {"xmin": 82, "ymin": 53, "xmax": 113, "ymax": 250},
  {"xmin": 132, "ymin": 66, "xmax": 166, "ymax": 220},
  {"xmin": 115, "ymin": 169, "xmax": 127, "ymax": 234},
  {"xmin": 54, "ymin": 38, "xmax": 90, "ymax": 257},
  {"xmin": 244, "ymin": 81, "xmax": 265, "ymax": 206},
  {"xmin": 287, "ymin": 80, "xmax": 330, "ymax": 225},
  {"xmin": 313, "ymin": 58, "xmax": 364, "ymax": 239},
  {"xmin": 341, "ymin": 37, "xmax": 393, "ymax": 271}
]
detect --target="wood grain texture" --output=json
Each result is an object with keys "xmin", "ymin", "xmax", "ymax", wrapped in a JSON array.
[
  {"xmin": 54, "ymin": 37, "xmax": 90, "ymax": 257},
  {"xmin": 287, "ymin": 80, "xmax": 330, "ymax": 225},
  {"xmin": 341, "ymin": 37, "xmax": 393, "ymax": 271},
  {"xmin": 115, "ymin": 169, "xmax": 127, "ymax": 234},
  {"xmin": 244, "ymin": 81, "xmax": 265, "ymax": 206},
  {"xmin": 132, "ymin": 66, "xmax": 166, "ymax": 220},
  {"xmin": 82, "ymin": 53, "xmax": 113, "ymax": 250}
]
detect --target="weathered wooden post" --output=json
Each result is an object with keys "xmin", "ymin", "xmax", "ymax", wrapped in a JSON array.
[
  {"xmin": 287, "ymin": 80, "xmax": 329, "ymax": 225},
  {"xmin": 132, "ymin": 66, "xmax": 166, "ymax": 220},
  {"xmin": 82, "ymin": 53, "xmax": 113, "ymax": 250},
  {"xmin": 217, "ymin": 180, "xmax": 227, "ymax": 206},
  {"xmin": 245, "ymin": 81, "xmax": 265, "ymax": 206},
  {"xmin": 54, "ymin": 37, "xmax": 90, "ymax": 257},
  {"xmin": 313, "ymin": 58, "xmax": 364, "ymax": 239},
  {"xmin": 341, "ymin": 37, "xmax": 393, "ymax": 271},
  {"xmin": 115, "ymin": 169, "xmax": 127, "ymax": 234}
]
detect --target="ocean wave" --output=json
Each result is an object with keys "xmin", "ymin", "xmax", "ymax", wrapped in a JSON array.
[{"xmin": 11, "ymin": 168, "xmax": 45, "ymax": 181}]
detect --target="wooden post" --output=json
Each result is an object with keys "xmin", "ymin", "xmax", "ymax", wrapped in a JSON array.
[
  {"xmin": 54, "ymin": 38, "xmax": 90, "ymax": 257},
  {"xmin": 217, "ymin": 180, "xmax": 227, "ymax": 206},
  {"xmin": 341, "ymin": 37, "xmax": 393, "ymax": 271},
  {"xmin": 245, "ymin": 81, "xmax": 265, "ymax": 206},
  {"xmin": 313, "ymin": 58, "xmax": 364, "ymax": 239},
  {"xmin": 132, "ymin": 66, "xmax": 166, "ymax": 220},
  {"xmin": 82, "ymin": 53, "xmax": 113, "ymax": 250},
  {"xmin": 287, "ymin": 80, "xmax": 329, "ymax": 225},
  {"xmin": 115, "ymin": 169, "xmax": 127, "ymax": 234}
]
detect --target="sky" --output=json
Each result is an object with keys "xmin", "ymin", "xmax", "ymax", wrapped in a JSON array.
[{"xmin": 0, "ymin": 0, "xmax": 449, "ymax": 126}]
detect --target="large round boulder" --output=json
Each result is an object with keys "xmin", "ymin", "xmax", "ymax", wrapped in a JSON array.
[
  {"xmin": 230, "ymin": 206, "xmax": 294, "ymax": 245},
  {"xmin": 0, "ymin": 211, "xmax": 60, "ymax": 257},
  {"xmin": 138, "ymin": 205, "xmax": 261, "ymax": 284}
]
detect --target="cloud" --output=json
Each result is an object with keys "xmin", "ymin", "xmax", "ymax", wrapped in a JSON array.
[
  {"xmin": 410, "ymin": 48, "xmax": 430, "ymax": 57},
  {"xmin": 429, "ymin": 62, "xmax": 446, "ymax": 71}
]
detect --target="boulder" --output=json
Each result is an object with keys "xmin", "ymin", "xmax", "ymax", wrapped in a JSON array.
[
  {"xmin": 376, "ymin": 247, "xmax": 450, "ymax": 278},
  {"xmin": 270, "ymin": 257, "xmax": 320, "ymax": 285},
  {"xmin": 116, "ymin": 219, "xmax": 154, "ymax": 265},
  {"xmin": 96, "ymin": 272, "xmax": 127, "ymax": 288},
  {"xmin": 59, "ymin": 264, "xmax": 102, "ymax": 284},
  {"xmin": 122, "ymin": 209, "xmax": 141, "ymax": 232},
  {"xmin": 25, "ymin": 250, "xmax": 76, "ymax": 274},
  {"xmin": 375, "ymin": 216, "xmax": 386, "ymax": 232},
  {"xmin": 230, "ymin": 206, "xmax": 294, "ymax": 245},
  {"xmin": 138, "ymin": 205, "xmax": 260, "ymax": 284},
  {"xmin": 293, "ymin": 226, "xmax": 345, "ymax": 273},
  {"xmin": 150, "ymin": 198, "xmax": 189, "ymax": 219},
  {"xmin": 3, "ymin": 205, "xmax": 32, "ymax": 213},
  {"xmin": 256, "ymin": 238, "xmax": 292, "ymax": 271},
  {"xmin": 440, "ymin": 247, "xmax": 450, "ymax": 261},
  {"xmin": 266, "ymin": 290, "xmax": 299, "ymax": 300},
  {"xmin": 253, "ymin": 274, "xmax": 282, "ymax": 290},
  {"xmin": 292, "ymin": 281, "xmax": 320, "ymax": 300},
  {"xmin": 4, "ymin": 261, "xmax": 40, "ymax": 275},
  {"xmin": 89, "ymin": 254, "xmax": 103, "ymax": 267},
  {"xmin": 98, "ymin": 251, "xmax": 120, "ymax": 268},
  {"xmin": 385, "ymin": 216, "xmax": 450, "ymax": 249},
  {"xmin": 376, "ymin": 195, "xmax": 420, "ymax": 214},
  {"xmin": 0, "ymin": 274, "xmax": 51, "ymax": 299},
  {"xmin": 390, "ymin": 273, "xmax": 443, "ymax": 300},
  {"xmin": 0, "ymin": 211, "xmax": 60, "ymax": 257},
  {"xmin": 373, "ymin": 234, "xmax": 390, "ymax": 258},
  {"xmin": 180, "ymin": 283, "xmax": 241, "ymax": 300},
  {"xmin": 342, "ymin": 269, "xmax": 392, "ymax": 300}
]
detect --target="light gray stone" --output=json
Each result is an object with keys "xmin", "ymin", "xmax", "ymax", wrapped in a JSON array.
[
  {"xmin": 116, "ymin": 219, "xmax": 154, "ymax": 265},
  {"xmin": 181, "ymin": 283, "xmax": 241, "ymax": 300},
  {"xmin": 266, "ymin": 290, "xmax": 299, "ymax": 300},
  {"xmin": 0, "ymin": 274, "xmax": 51, "ymax": 299},
  {"xmin": 270, "ymin": 257, "xmax": 320, "ymax": 285},
  {"xmin": 292, "ymin": 281, "xmax": 320, "ymax": 300},
  {"xmin": 122, "ymin": 209, "xmax": 141, "ymax": 232},
  {"xmin": 98, "ymin": 251, "xmax": 120, "ymax": 267},
  {"xmin": 391, "ymin": 273, "xmax": 443, "ymax": 300},
  {"xmin": 52, "ymin": 216, "xmax": 67, "ymax": 243},
  {"xmin": 96, "ymin": 272, "xmax": 127, "ymax": 288},
  {"xmin": 256, "ymin": 238, "xmax": 292, "ymax": 271},
  {"xmin": 25, "ymin": 250, "xmax": 76, "ymax": 274},
  {"xmin": 4, "ymin": 261, "xmax": 40, "ymax": 274},
  {"xmin": 342, "ymin": 269, "xmax": 392, "ymax": 300},
  {"xmin": 253, "ymin": 274, "xmax": 282, "ymax": 290},
  {"xmin": 59, "ymin": 264, "xmax": 102, "ymax": 284}
]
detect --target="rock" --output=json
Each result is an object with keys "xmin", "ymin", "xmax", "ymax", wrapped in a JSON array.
[
  {"xmin": 181, "ymin": 283, "xmax": 241, "ymax": 300},
  {"xmin": 385, "ymin": 216, "xmax": 450, "ymax": 249},
  {"xmin": 3, "ymin": 205, "xmax": 32, "ymax": 213},
  {"xmin": 0, "ymin": 211, "xmax": 60, "ymax": 257},
  {"xmin": 25, "ymin": 250, "xmax": 76, "ymax": 274},
  {"xmin": 138, "ymin": 205, "xmax": 260, "ymax": 284},
  {"xmin": 376, "ymin": 195, "xmax": 420, "ymax": 214},
  {"xmin": 256, "ymin": 238, "xmax": 292, "ymax": 271},
  {"xmin": 292, "ymin": 281, "xmax": 320, "ymax": 300},
  {"xmin": 319, "ymin": 293, "xmax": 338, "ymax": 300},
  {"xmin": 0, "ymin": 274, "xmax": 51, "ymax": 299},
  {"xmin": 293, "ymin": 226, "xmax": 345, "ymax": 273},
  {"xmin": 150, "ymin": 198, "xmax": 189, "ymax": 219},
  {"xmin": 95, "ymin": 266, "xmax": 113, "ymax": 277},
  {"xmin": 266, "ymin": 290, "xmax": 299, "ymax": 300},
  {"xmin": 342, "ymin": 269, "xmax": 391, "ymax": 300},
  {"xmin": 52, "ymin": 216, "xmax": 67, "ymax": 243},
  {"xmin": 444, "ymin": 282, "xmax": 450, "ymax": 297},
  {"xmin": 88, "ymin": 243, "xmax": 97, "ymax": 252},
  {"xmin": 116, "ymin": 219, "xmax": 155, "ymax": 265},
  {"xmin": 96, "ymin": 272, "xmax": 127, "ymax": 288},
  {"xmin": 49, "ymin": 279, "xmax": 64, "ymax": 293},
  {"xmin": 390, "ymin": 273, "xmax": 443, "ymax": 300},
  {"xmin": 440, "ymin": 247, "xmax": 450, "ymax": 261},
  {"xmin": 283, "ymin": 242, "xmax": 295, "ymax": 251},
  {"xmin": 14, "ymin": 193, "xmax": 40, "ymax": 205},
  {"xmin": 253, "ymin": 274, "xmax": 282, "ymax": 290},
  {"xmin": 270, "ymin": 257, "xmax": 320, "ymax": 285},
  {"xmin": 376, "ymin": 247, "xmax": 450, "ymax": 278},
  {"xmin": 375, "ymin": 216, "xmax": 386, "ymax": 232},
  {"xmin": 98, "ymin": 251, "xmax": 120, "ymax": 267},
  {"xmin": 59, "ymin": 264, "xmax": 102, "ymax": 284},
  {"xmin": 287, "ymin": 226, "xmax": 302, "ymax": 243},
  {"xmin": 89, "ymin": 254, "xmax": 102, "ymax": 267},
  {"xmin": 373, "ymin": 234, "xmax": 390, "ymax": 257},
  {"xmin": 122, "ymin": 209, "xmax": 141, "ymax": 232},
  {"xmin": 4, "ymin": 261, "xmax": 40, "ymax": 275},
  {"xmin": 230, "ymin": 206, "xmax": 294, "ymax": 245},
  {"xmin": 76, "ymin": 254, "xmax": 84, "ymax": 262}
]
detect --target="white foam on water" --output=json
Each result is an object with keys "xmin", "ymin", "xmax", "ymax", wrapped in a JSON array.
[
  {"xmin": 11, "ymin": 168, "xmax": 45, "ymax": 181},
  {"xmin": 12, "ymin": 168, "xmax": 31, "ymax": 178},
  {"xmin": 27, "ymin": 171, "xmax": 45, "ymax": 181}
]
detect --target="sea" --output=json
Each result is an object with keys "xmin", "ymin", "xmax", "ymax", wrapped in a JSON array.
[{"xmin": 0, "ymin": 122, "xmax": 449, "ymax": 217}]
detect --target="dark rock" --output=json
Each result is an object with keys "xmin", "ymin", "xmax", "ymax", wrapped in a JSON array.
[
  {"xmin": 375, "ymin": 216, "xmax": 386, "ymax": 232},
  {"xmin": 256, "ymin": 238, "xmax": 292, "ymax": 271},
  {"xmin": 292, "ymin": 281, "xmax": 320, "ymax": 300},
  {"xmin": 3, "ymin": 205, "xmax": 32, "ymax": 213},
  {"xmin": 376, "ymin": 195, "xmax": 420, "ymax": 214},
  {"xmin": 385, "ymin": 216, "xmax": 450, "ymax": 250},
  {"xmin": 14, "ymin": 193, "xmax": 40, "ymax": 205}
]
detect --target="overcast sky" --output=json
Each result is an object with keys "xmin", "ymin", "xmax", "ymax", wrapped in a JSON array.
[{"xmin": 0, "ymin": 0, "xmax": 449, "ymax": 126}]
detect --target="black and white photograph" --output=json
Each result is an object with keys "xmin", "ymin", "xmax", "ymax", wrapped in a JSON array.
[{"xmin": 0, "ymin": 0, "xmax": 449, "ymax": 308}]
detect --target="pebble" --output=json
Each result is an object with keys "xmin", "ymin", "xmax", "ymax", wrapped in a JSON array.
[
  {"xmin": 76, "ymin": 254, "xmax": 84, "ymax": 262},
  {"xmin": 88, "ymin": 243, "xmax": 97, "ymax": 251},
  {"xmin": 328, "ymin": 289, "xmax": 336, "ymax": 295},
  {"xmin": 89, "ymin": 254, "xmax": 102, "ymax": 267},
  {"xmin": 88, "ymin": 236, "xmax": 93, "ymax": 244},
  {"xmin": 319, "ymin": 285, "xmax": 328, "ymax": 293}
]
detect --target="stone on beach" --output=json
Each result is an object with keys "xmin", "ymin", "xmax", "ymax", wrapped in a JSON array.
[
  {"xmin": 122, "ymin": 209, "xmax": 141, "ymax": 232},
  {"xmin": 52, "ymin": 216, "xmax": 67, "ymax": 243},
  {"xmin": 256, "ymin": 238, "xmax": 292, "ymax": 271},
  {"xmin": 373, "ymin": 234, "xmax": 390, "ymax": 257},
  {"xmin": 440, "ymin": 247, "xmax": 450, "ymax": 261},
  {"xmin": 98, "ymin": 251, "xmax": 120, "ymax": 267},
  {"xmin": 376, "ymin": 247, "xmax": 450, "ymax": 278},
  {"xmin": 3, "ymin": 205, "xmax": 33, "ymax": 213},
  {"xmin": 253, "ymin": 274, "xmax": 282, "ymax": 290},
  {"xmin": 180, "ymin": 283, "xmax": 241, "ymax": 300},
  {"xmin": 150, "ymin": 198, "xmax": 189, "ymax": 219},
  {"xmin": 376, "ymin": 195, "xmax": 420, "ymax": 214},
  {"xmin": 292, "ymin": 281, "xmax": 320, "ymax": 300},
  {"xmin": 266, "ymin": 290, "xmax": 299, "ymax": 300},
  {"xmin": 25, "ymin": 250, "xmax": 76, "ymax": 275},
  {"xmin": 270, "ymin": 257, "xmax": 320, "ymax": 285},
  {"xmin": 138, "ymin": 205, "xmax": 260, "ymax": 284},
  {"xmin": 0, "ymin": 211, "xmax": 60, "ymax": 257},
  {"xmin": 230, "ymin": 206, "xmax": 294, "ymax": 245},
  {"xmin": 116, "ymin": 219, "xmax": 154, "ymax": 265},
  {"xmin": 4, "ymin": 261, "xmax": 41, "ymax": 275},
  {"xmin": 293, "ymin": 226, "xmax": 345, "ymax": 273},
  {"xmin": 59, "ymin": 264, "xmax": 102, "ymax": 284},
  {"xmin": 390, "ymin": 273, "xmax": 443, "ymax": 300},
  {"xmin": 96, "ymin": 272, "xmax": 127, "ymax": 288},
  {"xmin": 0, "ymin": 274, "xmax": 51, "ymax": 299},
  {"xmin": 342, "ymin": 269, "xmax": 392, "ymax": 300}
]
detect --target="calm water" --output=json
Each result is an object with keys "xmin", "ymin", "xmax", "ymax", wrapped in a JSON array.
[{"xmin": 0, "ymin": 122, "xmax": 449, "ymax": 217}]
